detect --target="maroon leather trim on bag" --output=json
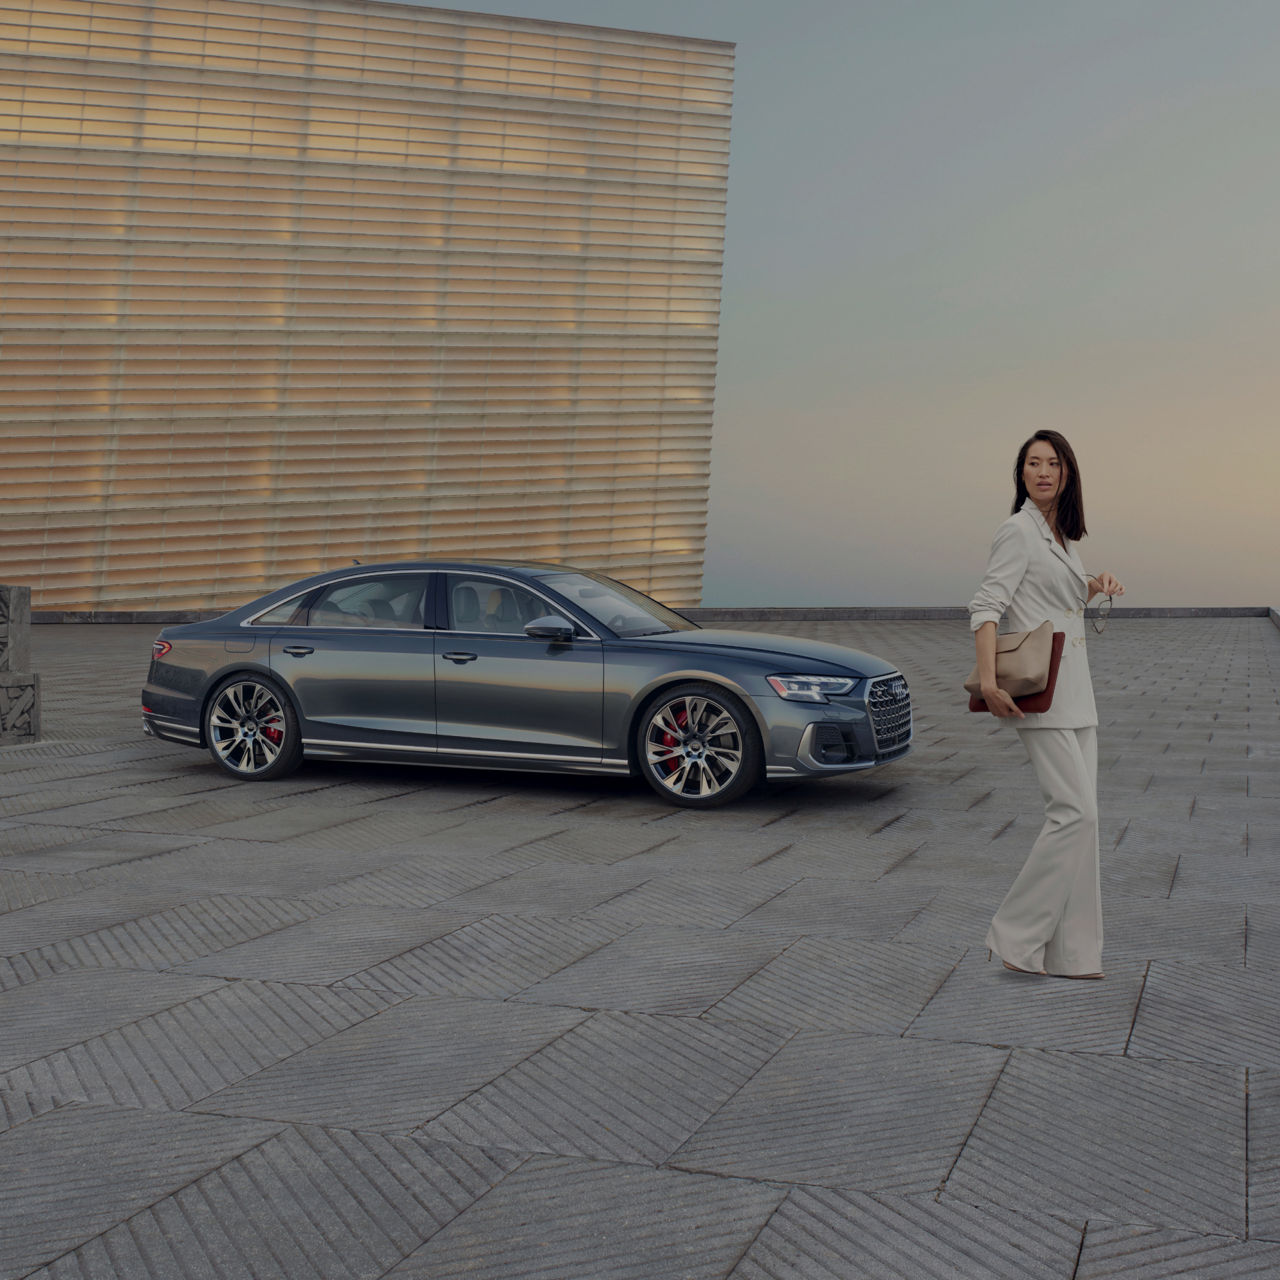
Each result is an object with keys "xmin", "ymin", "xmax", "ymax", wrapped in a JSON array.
[{"xmin": 969, "ymin": 630, "xmax": 1066, "ymax": 714}]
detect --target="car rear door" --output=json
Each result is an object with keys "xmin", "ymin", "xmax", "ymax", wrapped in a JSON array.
[
  {"xmin": 433, "ymin": 572, "xmax": 604, "ymax": 763},
  {"xmin": 268, "ymin": 572, "xmax": 436, "ymax": 750}
]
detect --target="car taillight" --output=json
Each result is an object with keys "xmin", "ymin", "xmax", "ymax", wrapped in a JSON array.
[{"xmin": 152, "ymin": 640, "xmax": 172, "ymax": 659}]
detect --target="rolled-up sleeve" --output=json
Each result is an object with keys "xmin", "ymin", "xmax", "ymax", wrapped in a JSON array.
[{"xmin": 968, "ymin": 520, "xmax": 1028, "ymax": 632}]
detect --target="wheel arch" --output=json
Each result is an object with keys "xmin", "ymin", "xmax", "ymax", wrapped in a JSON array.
[
  {"xmin": 623, "ymin": 673, "xmax": 768, "ymax": 775},
  {"xmin": 198, "ymin": 664, "xmax": 301, "ymax": 748}
]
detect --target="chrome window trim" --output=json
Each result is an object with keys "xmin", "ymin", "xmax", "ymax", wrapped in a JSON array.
[
  {"xmin": 442, "ymin": 570, "xmax": 601, "ymax": 641},
  {"xmin": 241, "ymin": 570, "xmax": 431, "ymax": 630}
]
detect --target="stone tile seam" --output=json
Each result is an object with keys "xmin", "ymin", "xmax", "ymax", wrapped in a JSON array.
[
  {"xmin": 695, "ymin": 932, "xmax": 814, "ymax": 1024},
  {"xmin": 897, "ymin": 945, "xmax": 970, "ymax": 1039},
  {"xmin": 239, "ymin": 1128, "xmax": 413, "ymax": 1270},
  {"xmin": 1122, "ymin": 961, "xmax": 1153, "ymax": 1056},
  {"xmin": 28, "ymin": 1121, "xmax": 291, "ymax": 1279},
  {"xmin": 659, "ymin": 1028, "xmax": 803, "ymax": 1175},
  {"xmin": 3, "ymin": 892, "xmax": 351, "ymax": 974},
  {"xmin": 4, "ymin": 978, "xmax": 413, "ymax": 1107},
  {"xmin": 494, "ymin": 918, "xmax": 648, "ymax": 1004},
  {"xmin": 934, "ymin": 1048, "xmax": 1013, "ymax": 1203},
  {"xmin": 722, "ymin": 1183, "xmax": 801, "ymax": 1277},
  {"xmin": 1245, "ymin": 1064, "xmax": 1252, "ymax": 1241}
]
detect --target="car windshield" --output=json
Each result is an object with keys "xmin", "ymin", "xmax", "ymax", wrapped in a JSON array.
[{"xmin": 537, "ymin": 572, "xmax": 698, "ymax": 637}]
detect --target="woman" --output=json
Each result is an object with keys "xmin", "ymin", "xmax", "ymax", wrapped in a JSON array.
[{"xmin": 969, "ymin": 431, "xmax": 1124, "ymax": 979}]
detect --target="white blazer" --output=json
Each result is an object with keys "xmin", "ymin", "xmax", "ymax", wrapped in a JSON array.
[{"xmin": 968, "ymin": 500, "xmax": 1098, "ymax": 729}]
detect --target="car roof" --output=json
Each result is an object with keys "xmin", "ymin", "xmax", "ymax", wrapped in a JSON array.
[{"xmin": 212, "ymin": 559, "xmax": 598, "ymax": 622}]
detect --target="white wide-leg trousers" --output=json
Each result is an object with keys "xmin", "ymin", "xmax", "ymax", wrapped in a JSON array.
[{"xmin": 985, "ymin": 726, "xmax": 1103, "ymax": 976}]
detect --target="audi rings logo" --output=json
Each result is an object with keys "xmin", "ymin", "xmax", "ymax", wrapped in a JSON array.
[{"xmin": 889, "ymin": 679, "xmax": 908, "ymax": 701}]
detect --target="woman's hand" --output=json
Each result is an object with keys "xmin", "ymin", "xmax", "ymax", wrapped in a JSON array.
[
  {"xmin": 1088, "ymin": 572, "xmax": 1124, "ymax": 600},
  {"xmin": 980, "ymin": 683, "xmax": 1025, "ymax": 720}
]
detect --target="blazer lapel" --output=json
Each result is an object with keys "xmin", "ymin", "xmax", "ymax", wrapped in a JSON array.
[{"xmin": 1021, "ymin": 501, "xmax": 1091, "ymax": 600}]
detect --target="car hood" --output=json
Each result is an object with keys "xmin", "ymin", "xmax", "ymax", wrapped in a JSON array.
[{"xmin": 633, "ymin": 628, "xmax": 899, "ymax": 678}]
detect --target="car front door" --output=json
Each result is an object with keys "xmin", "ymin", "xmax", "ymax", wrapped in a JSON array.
[
  {"xmin": 433, "ymin": 573, "xmax": 603, "ymax": 763},
  {"xmin": 267, "ymin": 572, "xmax": 436, "ymax": 750}
]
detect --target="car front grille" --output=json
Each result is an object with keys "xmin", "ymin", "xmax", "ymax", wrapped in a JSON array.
[{"xmin": 867, "ymin": 673, "xmax": 912, "ymax": 753}]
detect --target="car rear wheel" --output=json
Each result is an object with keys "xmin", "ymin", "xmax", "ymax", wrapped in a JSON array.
[
  {"xmin": 636, "ymin": 683, "xmax": 762, "ymax": 808},
  {"xmin": 204, "ymin": 674, "xmax": 303, "ymax": 781}
]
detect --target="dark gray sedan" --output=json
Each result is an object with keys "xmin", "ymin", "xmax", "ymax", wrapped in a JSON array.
[{"xmin": 142, "ymin": 561, "xmax": 912, "ymax": 807}]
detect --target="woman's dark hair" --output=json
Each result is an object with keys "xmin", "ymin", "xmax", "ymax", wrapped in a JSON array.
[{"xmin": 1012, "ymin": 430, "xmax": 1087, "ymax": 541}]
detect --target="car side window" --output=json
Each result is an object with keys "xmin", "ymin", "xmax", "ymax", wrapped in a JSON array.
[
  {"xmin": 446, "ymin": 575, "xmax": 569, "ymax": 634},
  {"xmin": 307, "ymin": 576, "xmax": 427, "ymax": 629}
]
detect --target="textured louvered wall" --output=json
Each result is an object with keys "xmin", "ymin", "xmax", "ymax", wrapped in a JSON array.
[{"xmin": 0, "ymin": 0, "xmax": 731, "ymax": 610}]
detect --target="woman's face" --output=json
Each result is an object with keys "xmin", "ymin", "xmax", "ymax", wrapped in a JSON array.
[{"xmin": 1023, "ymin": 441, "xmax": 1066, "ymax": 506}]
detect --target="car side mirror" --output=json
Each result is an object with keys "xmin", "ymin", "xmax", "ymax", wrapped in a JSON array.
[{"xmin": 524, "ymin": 616, "xmax": 575, "ymax": 642}]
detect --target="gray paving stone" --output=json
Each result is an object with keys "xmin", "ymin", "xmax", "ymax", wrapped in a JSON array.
[
  {"xmin": 0, "ymin": 1100, "xmax": 280, "ymax": 1278},
  {"xmin": 1075, "ymin": 1223, "xmax": 1280, "ymax": 1277},
  {"xmin": 0, "ymin": 866, "xmax": 100, "ymax": 913},
  {"xmin": 670, "ymin": 1033, "xmax": 1006, "ymax": 1192},
  {"xmin": 611, "ymin": 830, "xmax": 796, "ymax": 874},
  {"xmin": 944, "ymin": 1049, "xmax": 1246, "ymax": 1235},
  {"xmin": 0, "ymin": 828, "xmax": 201, "ymax": 871},
  {"xmin": 0, "ymin": 969, "xmax": 225, "ymax": 1072},
  {"xmin": 173, "ymin": 904, "xmax": 479, "ymax": 984},
  {"xmin": 300, "ymin": 849, "xmax": 527, "ymax": 909},
  {"xmin": 385, "ymin": 1155, "xmax": 787, "ymax": 1279},
  {"xmin": 341, "ymin": 912, "xmax": 631, "ymax": 999},
  {"xmin": 1126, "ymin": 961, "xmax": 1280, "ymax": 1068},
  {"xmin": 588, "ymin": 867, "xmax": 799, "ymax": 929},
  {"xmin": 707, "ymin": 935, "xmax": 961, "ymax": 1035},
  {"xmin": 890, "ymin": 887, "xmax": 1004, "ymax": 949},
  {"xmin": 730, "ymin": 878, "xmax": 936, "ymax": 940},
  {"xmin": 1102, "ymin": 896, "xmax": 1246, "ymax": 967},
  {"xmin": 10, "ymin": 894, "xmax": 327, "ymax": 976},
  {"xmin": 1251, "ymin": 1068, "xmax": 1280, "ymax": 1241},
  {"xmin": 729, "ymin": 1187, "xmax": 1082, "ymax": 1279},
  {"xmin": 2, "ymin": 979, "xmax": 407, "ymax": 1110},
  {"xmin": 192, "ymin": 996, "xmax": 585, "ymax": 1132},
  {"xmin": 514, "ymin": 924, "xmax": 784, "ymax": 1016},
  {"xmin": 1171, "ymin": 853, "xmax": 1280, "ymax": 904},
  {"xmin": 1249, "ymin": 903, "xmax": 1280, "ymax": 969},
  {"xmin": 24, "ymin": 1126, "xmax": 522, "ymax": 1280},
  {"xmin": 499, "ymin": 823, "xmax": 676, "ymax": 866},
  {"xmin": 0, "ymin": 885, "xmax": 191, "ymax": 953},
  {"xmin": 905, "ymin": 949, "xmax": 1148, "ymax": 1054},
  {"xmin": 432, "ymin": 861, "xmax": 654, "ymax": 917},
  {"xmin": 424, "ymin": 1010, "xmax": 788, "ymax": 1164},
  {"xmin": 3, "ymin": 615, "xmax": 1275, "ymax": 1276}
]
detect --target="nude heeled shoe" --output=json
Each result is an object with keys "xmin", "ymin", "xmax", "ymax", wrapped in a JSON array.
[{"xmin": 987, "ymin": 949, "xmax": 1046, "ymax": 976}]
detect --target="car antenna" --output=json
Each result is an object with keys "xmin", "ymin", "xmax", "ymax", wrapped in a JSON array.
[{"xmin": 352, "ymin": 558, "xmax": 361, "ymax": 564}]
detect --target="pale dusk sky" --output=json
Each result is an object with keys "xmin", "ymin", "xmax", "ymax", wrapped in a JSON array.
[{"xmin": 420, "ymin": 0, "xmax": 1280, "ymax": 607}]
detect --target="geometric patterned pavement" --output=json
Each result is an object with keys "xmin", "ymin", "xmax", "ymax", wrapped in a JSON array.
[{"xmin": 1, "ymin": 614, "xmax": 1277, "ymax": 1278}]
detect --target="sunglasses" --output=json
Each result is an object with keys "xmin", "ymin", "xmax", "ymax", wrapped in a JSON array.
[{"xmin": 1088, "ymin": 594, "xmax": 1113, "ymax": 635}]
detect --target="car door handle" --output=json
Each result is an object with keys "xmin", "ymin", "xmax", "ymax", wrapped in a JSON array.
[
  {"xmin": 282, "ymin": 645, "xmax": 314, "ymax": 656},
  {"xmin": 442, "ymin": 651, "xmax": 478, "ymax": 664}
]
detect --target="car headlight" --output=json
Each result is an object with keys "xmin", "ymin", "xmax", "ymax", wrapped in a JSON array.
[{"xmin": 766, "ymin": 674, "xmax": 857, "ymax": 703}]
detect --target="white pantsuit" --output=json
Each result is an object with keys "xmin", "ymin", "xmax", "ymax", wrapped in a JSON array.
[{"xmin": 969, "ymin": 500, "xmax": 1103, "ymax": 975}]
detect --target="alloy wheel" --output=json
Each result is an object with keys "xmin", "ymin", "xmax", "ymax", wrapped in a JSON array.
[
  {"xmin": 207, "ymin": 680, "xmax": 289, "ymax": 776},
  {"xmin": 643, "ymin": 692, "xmax": 745, "ymax": 800}
]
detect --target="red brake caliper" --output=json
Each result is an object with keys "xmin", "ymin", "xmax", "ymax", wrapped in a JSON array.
[{"xmin": 660, "ymin": 708, "xmax": 688, "ymax": 774}]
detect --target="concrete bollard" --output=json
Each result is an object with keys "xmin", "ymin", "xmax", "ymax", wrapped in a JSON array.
[{"xmin": 0, "ymin": 584, "xmax": 40, "ymax": 743}]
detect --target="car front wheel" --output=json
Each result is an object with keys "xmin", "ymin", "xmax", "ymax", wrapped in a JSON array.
[
  {"xmin": 636, "ymin": 683, "xmax": 762, "ymax": 807},
  {"xmin": 204, "ymin": 674, "xmax": 303, "ymax": 781}
]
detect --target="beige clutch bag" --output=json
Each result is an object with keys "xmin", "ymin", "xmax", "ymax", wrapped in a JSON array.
[{"xmin": 964, "ymin": 619, "xmax": 1055, "ymax": 699}]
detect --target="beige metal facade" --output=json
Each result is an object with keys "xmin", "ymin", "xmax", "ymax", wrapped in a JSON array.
[{"xmin": 0, "ymin": 0, "xmax": 731, "ymax": 611}]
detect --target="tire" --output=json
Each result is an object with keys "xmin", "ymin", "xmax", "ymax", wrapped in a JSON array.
[
  {"xmin": 203, "ymin": 673, "xmax": 303, "ymax": 781},
  {"xmin": 635, "ymin": 682, "xmax": 763, "ymax": 808}
]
